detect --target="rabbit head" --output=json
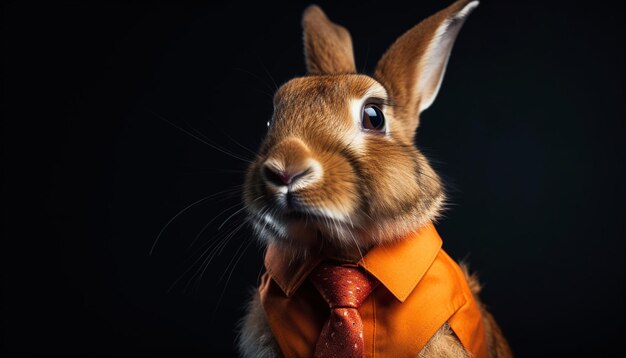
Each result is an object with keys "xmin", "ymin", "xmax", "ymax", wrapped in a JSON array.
[{"xmin": 243, "ymin": 0, "xmax": 479, "ymax": 256}]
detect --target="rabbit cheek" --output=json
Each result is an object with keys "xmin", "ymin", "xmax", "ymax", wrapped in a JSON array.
[
  {"xmin": 356, "ymin": 141, "xmax": 426, "ymax": 231},
  {"xmin": 371, "ymin": 156, "xmax": 416, "ymax": 209},
  {"xmin": 305, "ymin": 152, "xmax": 359, "ymax": 219}
]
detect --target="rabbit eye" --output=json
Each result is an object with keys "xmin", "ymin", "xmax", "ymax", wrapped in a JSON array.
[{"xmin": 362, "ymin": 104, "xmax": 385, "ymax": 132}]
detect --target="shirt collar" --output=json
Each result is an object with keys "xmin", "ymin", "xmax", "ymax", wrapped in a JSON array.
[{"xmin": 263, "ymin": 222, "xmax": 443, "ymax": 302}]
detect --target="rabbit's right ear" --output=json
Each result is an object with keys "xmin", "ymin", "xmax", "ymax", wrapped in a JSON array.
[
  {"xmin": 375, "ymin": 0, "xmax": 479, "ymax": 129},
  {"xmin": 302, "ymin": 5, "xmax": 356, "ymax": 75}
]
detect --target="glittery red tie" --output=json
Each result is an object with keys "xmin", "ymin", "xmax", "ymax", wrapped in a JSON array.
[{"xmin": 309, "ymin": 262, "xmax": 378, "ymax": 358}]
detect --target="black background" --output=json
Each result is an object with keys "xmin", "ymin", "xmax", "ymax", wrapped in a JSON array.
[{"xmin": 2, "ymin": 0, "xmax": 624, "ymax": 356}]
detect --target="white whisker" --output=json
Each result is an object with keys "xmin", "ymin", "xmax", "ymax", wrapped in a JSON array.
[
  {"xmin": 150, "ymin": 189, "xmax": 239, "ymax": 255},
  {"xmin": 150, "ymin": 110, "xmax": 254, "ymax": 164}
]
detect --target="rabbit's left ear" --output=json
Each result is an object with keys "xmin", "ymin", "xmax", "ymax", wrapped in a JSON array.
[
  {"xmin": 302, "ymin": 5, "xmax": 356, "ymax": 75},
  {"xmin": 375, "ymin": 0, "xmax": 479, "ymax": 127}
]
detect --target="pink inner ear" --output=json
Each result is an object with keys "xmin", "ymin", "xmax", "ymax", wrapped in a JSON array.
[
  {"xmin": 418, "ymin": 3, "xmax": 478, "ymax": 112},
  {"xmin": 373, "ymin": 0, "xmax": 479, "ymax": 122}
]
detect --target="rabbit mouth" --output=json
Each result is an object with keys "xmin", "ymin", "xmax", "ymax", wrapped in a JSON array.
[
  {"xmin": 249, "ymin": 194, "xmax": 354, "ymax": 246},
  {"xmin": 276, "ymin": 191, "xmax": 350, "ymax": 226},
  {"xmin": 282, "ymin": 209, "xmax": 333, "ymax": 225}
]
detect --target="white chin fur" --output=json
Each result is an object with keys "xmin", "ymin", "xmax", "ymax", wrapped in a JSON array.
[
  {"xmin": 250, "ymin": 207, "xmax": 358, "ymax": 250},
  {"xmin": 248, "ymin": 186, "xmax": 445, "ymax": 254}
]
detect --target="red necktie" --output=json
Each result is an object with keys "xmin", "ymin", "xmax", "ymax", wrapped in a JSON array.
[{"xmin": 309, "ymin": 261, "xmax": 378, "ymax": 358}]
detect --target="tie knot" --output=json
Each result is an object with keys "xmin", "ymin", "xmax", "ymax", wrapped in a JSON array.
[{"xmin": 309, "ymin": 262, "xmax": 378, "ymax": 309}]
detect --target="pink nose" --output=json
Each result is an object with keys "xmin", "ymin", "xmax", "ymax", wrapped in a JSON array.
[{"xmin": 262, "ymin": 165, "xmax": 310, "ymax": 186}]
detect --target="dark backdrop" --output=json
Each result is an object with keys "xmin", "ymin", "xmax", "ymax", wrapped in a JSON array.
[{"xmin": 2, "ymin": 0, "xmax": 624, "ymax": 356}]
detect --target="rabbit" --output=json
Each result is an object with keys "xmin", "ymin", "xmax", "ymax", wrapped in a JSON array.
[{"xmin": 237, "ymin": 0, "xmax": 512, "ymax": 357}]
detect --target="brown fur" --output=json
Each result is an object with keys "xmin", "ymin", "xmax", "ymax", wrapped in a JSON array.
[
  {"xmin": 239, "ymin": 0, "xmax": 512, "ymax": 356},
  {"xmin": 461, "ymin": 265, "xmax": 514, "ymax": 358},
  {"xmin": 243, "ymin": 74, "xmax": 445, "ymax": 254},
  {"xmin": 302, "ymin": 5, "xmax": 356, "ymax": 75},
  {"xmin": 418, "ymin": 323, "xmax": 469, "ymax": 358},
  {"xmin": 376, "ymin": 0, "xmax": 477, "ymax": 128},
  {"xmin": 237, "ymin": 291, "xmax": 280, "ymax": 358}
]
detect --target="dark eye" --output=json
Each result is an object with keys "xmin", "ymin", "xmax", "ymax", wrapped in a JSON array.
[{"xmin": 362, "ymin": 104, "xmax": 385, "ymax": 132}]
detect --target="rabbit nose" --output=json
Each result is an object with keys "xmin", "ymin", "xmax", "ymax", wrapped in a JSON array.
[{"xmin": 261, "ymin": 165, "xmax": 311, "ymax": 187}]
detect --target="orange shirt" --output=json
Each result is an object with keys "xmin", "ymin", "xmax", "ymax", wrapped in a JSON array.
[{"xmin": 259, "ymin": 222, "xmax": 488, "ymax": 358}]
